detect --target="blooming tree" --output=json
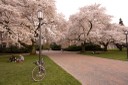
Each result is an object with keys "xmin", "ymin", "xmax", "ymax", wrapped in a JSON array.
[
  {"xmin": 54, "ymin": 13, "xmax": 69, "ymax": 48},
  {"xmin": 0, "ymin": 0, "xmax": 64, "ymax": 54},
  {"xmin": 93, "ymin": 23, "xmax": 114, "ymax": 51},
  {"xmin": 67, "ymin": 4, "xmax": 112, "ymax": 52},
  {"xmin": 111, "ymin": 23, "xmax": 127, "ymax": 51}
]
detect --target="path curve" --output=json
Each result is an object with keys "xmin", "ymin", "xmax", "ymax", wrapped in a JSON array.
[{"xmin": 43, "ymin": 51, "xmax": 128, "ymax": 85}]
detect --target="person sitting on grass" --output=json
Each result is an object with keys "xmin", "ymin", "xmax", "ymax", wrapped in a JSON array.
[
  {"xmin": 17, "ymin": 55, "xmax": 24, "ymax": 63},
  {"xmin": 9, "ymin": 55, "xmax": 17, "ymax": 62}
]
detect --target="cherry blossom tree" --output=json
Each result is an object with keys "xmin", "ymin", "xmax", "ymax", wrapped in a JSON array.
[
  {"xmin": 111, "ymin": 23, "xmax": 127, "ymax": 51},
  {"xmin": 54, "ymin": 13, "xmax": 69, "ymax": 48},
  {"xmin": 86, "ymin": 22, "xmax": 128, "ymax": 51},
  {"xmin": 93, "ymin": 24, "xmax": 114, "ymax": 51},
  {"xmin": 0, "ymin": 0, "xmax": 62, "ymax": 54},
  {"xmin": 67, "ymin": 4, "xmax": 112, "ymax": 52}
]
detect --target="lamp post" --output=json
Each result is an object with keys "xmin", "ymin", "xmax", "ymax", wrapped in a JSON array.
[
  {"xmin": 125, "ymin": 31, "xmax": 128, "ymax": 59},
  {"xmin": 37, "ymin": 10, "xmax": 43, "ymax": 64}
]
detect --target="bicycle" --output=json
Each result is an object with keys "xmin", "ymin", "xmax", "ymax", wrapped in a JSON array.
[{"xmin": 32, "ymin": 58, "xmax": 46, "ymax": 81}]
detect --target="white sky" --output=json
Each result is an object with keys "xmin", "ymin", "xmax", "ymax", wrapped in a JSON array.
[{"xmin": 55, "ymin": 0, "xmax": 128, "ymax": 26}]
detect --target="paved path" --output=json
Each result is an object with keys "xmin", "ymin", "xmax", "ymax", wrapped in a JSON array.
[{"xmin": 43, "ymin": 51, "xmax": 128, "ymax": 85}]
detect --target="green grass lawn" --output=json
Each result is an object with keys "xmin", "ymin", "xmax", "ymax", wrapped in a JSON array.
[
  {"xmin": 82, "ymin": 50, "xmax": 128, "ymax": 61},
  {"xmin": 0, "ymin": 54, "xmax": 81, "ymax": 85}
]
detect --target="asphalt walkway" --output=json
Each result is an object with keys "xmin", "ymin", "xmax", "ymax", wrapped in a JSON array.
[{"xmin": 43, "ymin": 51, "xmax": 128, "ymax": 85}]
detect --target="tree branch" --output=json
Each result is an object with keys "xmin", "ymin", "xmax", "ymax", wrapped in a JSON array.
[{"xmin": 87, "ymin": 20, "xmax": 93, "ymax": 36}]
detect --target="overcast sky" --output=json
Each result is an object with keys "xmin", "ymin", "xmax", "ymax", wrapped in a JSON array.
[{"xmin": 55, "ymin": 0, "xmax": 128, "ymax": 26}]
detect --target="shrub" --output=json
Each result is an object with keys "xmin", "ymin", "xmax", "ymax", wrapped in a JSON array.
[
  {"xmin": 64, "ymin": 43, "xmax": 103, "ymax": 51},
  {"xmin": 0, "ymin": 45, "xmax": 30, "ymax": 53},
  {"xmin": 50, "ymin": 43, "xmax": 61, "ymax": 50},
  {"xmin": 63, "ymin": 45, "xmax": 81, "ymax": 51},
  {"xmin": 85, "ymin": 43, "xmax": 103, "ymax": 51}
]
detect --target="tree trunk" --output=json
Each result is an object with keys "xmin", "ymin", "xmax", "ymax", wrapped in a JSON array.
[
  {"xmin": 101, "ymin": 42, "xmax": 109, "ymax": 51},
  {"xmin": 81, "ymin": 42, "xmax": 86, "ymax": 52},
  {"xmin": 30, "ymin": 43, "xmax": 36, "ymax": 55},
  {"xmin": 30, "ymin": 39, "xmax": 36, "ymax": 55},
  {"xmin": 115, "ymin": 43, "xmax": 123, "ymax": 51},
  {"xmin": 104, "ymin": 45, "xmax": 108, "ymax": 51},
  {"xmin": 18, "ymin": 39, "xmax": 36, "ymax": 55}
]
